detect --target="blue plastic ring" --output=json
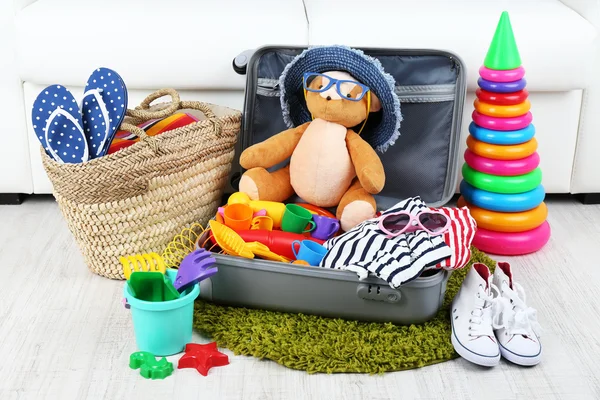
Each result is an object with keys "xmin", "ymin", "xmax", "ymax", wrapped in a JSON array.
[
  {"xmin": 460, "ymin": 180, "xmax": 545, "ymax": 212},
  {"xmin": 477, "ymin": 78, "xmax": 527, "ymax": 93},
  {"xmin": 469, "ymin": 122, "xmax": 536, "ymax": 145}
]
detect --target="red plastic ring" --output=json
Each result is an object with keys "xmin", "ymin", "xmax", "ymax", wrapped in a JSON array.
[{"xmin": 476, "ymin": 89, "xmax": 529, "ymax": 106}]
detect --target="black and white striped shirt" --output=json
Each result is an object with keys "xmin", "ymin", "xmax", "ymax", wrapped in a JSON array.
[{"xmin": 319, "ymin": 197, "xmax": 452, "ymax": 288}]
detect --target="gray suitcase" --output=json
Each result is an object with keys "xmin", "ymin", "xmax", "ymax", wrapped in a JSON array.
[{"xmin": 198, "ymin": 46, "xmax": 467, "ymax": 324}]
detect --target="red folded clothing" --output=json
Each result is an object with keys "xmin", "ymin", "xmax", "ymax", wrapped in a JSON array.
[{"xmin": 108, "ymin": 112, "xmax": 199, "ymax": 154}]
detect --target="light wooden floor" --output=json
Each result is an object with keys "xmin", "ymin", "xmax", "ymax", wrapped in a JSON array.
[{"xmin": 1, "ymin": 195, "xmax": 599, "ymax": 400}]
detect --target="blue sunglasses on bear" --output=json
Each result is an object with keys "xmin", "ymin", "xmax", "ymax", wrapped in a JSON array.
[{"xmin": 303, "ymin": 72, "xmax": 370, "ymax": 102}]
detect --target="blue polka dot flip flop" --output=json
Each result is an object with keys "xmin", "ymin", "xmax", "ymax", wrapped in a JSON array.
[
  {"xmin": 32, "ymin": 85, "xmax": 88, "ymax": 164},
  {"xmin": 81, "ymin": 67, "xmax": 128, "ymax": 159}
]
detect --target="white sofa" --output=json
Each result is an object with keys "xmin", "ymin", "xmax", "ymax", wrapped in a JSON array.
[{"xmin": 1, "ymin": 0, "xmax": 599, "ymax": 203}]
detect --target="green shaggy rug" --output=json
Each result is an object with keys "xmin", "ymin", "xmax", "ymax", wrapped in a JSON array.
[{"xmin": 193, "ymin": 247, "xmax": 495, "ymax": 374}]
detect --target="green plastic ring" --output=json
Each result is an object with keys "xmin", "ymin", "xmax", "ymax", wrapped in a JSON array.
[{"xmin": 462, "ymin": 164, "xmax": 543, "ymax": 194}]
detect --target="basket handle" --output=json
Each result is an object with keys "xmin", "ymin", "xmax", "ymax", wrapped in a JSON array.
[
  {"xmin": 126, "ymin": 88, "xmax": 218, "ymax": 121},
  {"xmin": 118, "ymin": 89, "xmax": 223, "ymax": 151},
  {"xmin": 119, "ymin": 122, "xmax": 160, "ymax": 152},
  {"xmin": 126, "ymin": 88, "xmax": 181, "ymax": 120}
]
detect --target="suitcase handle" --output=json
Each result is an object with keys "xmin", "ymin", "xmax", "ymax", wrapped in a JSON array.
[
  {"xmin": 356, "ymin": 284, "xmax": 401, "ymax": 304},
  {"xmin": 232, "ymin": 49, "xmax": 255, "ymax": 75}
]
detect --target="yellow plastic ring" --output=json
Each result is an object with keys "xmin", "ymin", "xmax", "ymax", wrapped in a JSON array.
[
  {"xmin": 458, "ymin": 197, "xmax": 548, "ymax": 232},
  {"xmin": 474, "ymin": 99, "xmax": 531, "ymax": 118},
  {"xmin": 466, "ymin": 135, "xmax": 537, "ymax": 160}
]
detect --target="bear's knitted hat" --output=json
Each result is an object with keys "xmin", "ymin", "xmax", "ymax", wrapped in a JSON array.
[{"xmin": 279, "ymin": 45, "xmax": 402, "ymax": 153}]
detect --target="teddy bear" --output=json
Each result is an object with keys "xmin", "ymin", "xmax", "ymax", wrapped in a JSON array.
[{"xmin": 238, "ymin": 46, "xmax": 402, "ymax": 231}]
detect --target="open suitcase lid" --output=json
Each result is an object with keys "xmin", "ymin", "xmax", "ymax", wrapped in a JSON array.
[{"xmin": 230, "ymin": 46, "xmax": 467, "ymax": 209}]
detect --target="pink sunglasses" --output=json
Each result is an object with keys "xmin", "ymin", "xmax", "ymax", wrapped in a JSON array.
[{"xmin": 377, "ymin": 210, "xmax": 450, "ymax": 238}]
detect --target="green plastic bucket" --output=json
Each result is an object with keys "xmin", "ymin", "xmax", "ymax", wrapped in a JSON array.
[{"xmin": 123, "ymin": 269, "xmax": 199, "ymax": 356}]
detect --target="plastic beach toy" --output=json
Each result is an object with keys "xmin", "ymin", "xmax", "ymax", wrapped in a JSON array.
[
  {"xmin": 222, "ymin": 203, "xmax": 255, "ymax": 231},
  {"xmin": 231, "ymin": 230, "xmax": 325, "ymax": 260},
  {"xmin": 129, "ymin": 351, "xmax": 174, "ymax": 380},
  {"xmin": 227, "ymin": 192, "xmax": 286, "ymax": 228},
  {"xmin": 123, "ymin": 269, "xmax": 200, "ymax": 356},
  {"xmin": 178, "ymin": 342, "xmax": 229, "ymax": 376},
  {"xmin": 120, "ymin": 252, "xmax": 166, "ymax": 279},
  {"xmin": 291, "ymin": 240, "xmax": 328, "ymax": 266},
  {"xmin": 311, "ymin": 215, "xmax": 340, "ymax": 241},
  {"xmin": 127, "ymin": 271, "xmax": 180, "ymax": 302},
  {"xmin": 281, "ymin": 204, "xmax": 316, "ymax": 234},
  {"xmin": 209, "ymin": 220, "xmax": 291, "ymax": 262},
  {"xmin": 250, "ymin": 216, "xmax": 274, "ymax": 230},
  {"xmin": 174, "ymin": 249, "xmax": 218, "ymax": 292}
]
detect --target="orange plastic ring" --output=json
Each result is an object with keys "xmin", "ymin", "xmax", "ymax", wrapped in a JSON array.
[
  {"xmin": 466, "ymin": 135, "xmax": 537, "ymax": 160},
  {"xmin": 458, "ymin": 196, "xmax": 548, "ymax": 232},
  {"xmin": 474, "ymin": 99, "xmax": 531, "ymax": 118}
]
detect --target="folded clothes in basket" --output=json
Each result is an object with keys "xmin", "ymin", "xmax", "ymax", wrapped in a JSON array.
[
  {"xmin": 319, "ymin": 196, "xmax": 476, "ymax": 288},
  {"xmin": 108, "ymin": 111, "xmax": 200, "ymax": 154}
]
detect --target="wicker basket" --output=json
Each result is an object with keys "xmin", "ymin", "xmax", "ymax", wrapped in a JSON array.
[{"xmin": 41, "ymin": 88, "xmax": 242, "ymax": 279}]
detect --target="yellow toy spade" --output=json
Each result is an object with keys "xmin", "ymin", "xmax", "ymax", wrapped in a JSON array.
[{"xmin": 208, "ymin": 220, "xmax": 290, "ymax": 263}]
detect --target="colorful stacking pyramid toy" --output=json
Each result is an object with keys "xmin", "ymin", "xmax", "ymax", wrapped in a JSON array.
[{"xmin": 459, "ymin": 11, "xmax": 551, "ymax": 256}]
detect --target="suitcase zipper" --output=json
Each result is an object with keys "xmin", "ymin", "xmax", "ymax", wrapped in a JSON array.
[
  {"xmin": 395, "ymin": 84, "xmax": 456, "ymax": 103},
  {"xmin": 257, "ymin": 79, "xmax": 280, "ymax": 97},
  {"xmin": 257, "ymin": 79, "xmax": 455, "ymax": 103}
]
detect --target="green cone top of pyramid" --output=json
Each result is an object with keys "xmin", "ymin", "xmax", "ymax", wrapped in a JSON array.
[{"xmin": 484, "ymin": 11, "xmax": 522, "ymax": 70}]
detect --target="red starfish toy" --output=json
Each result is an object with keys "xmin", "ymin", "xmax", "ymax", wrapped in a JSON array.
[{"xmin": 177, "ymin": 342, "xmax": 229, "ymax": 376}]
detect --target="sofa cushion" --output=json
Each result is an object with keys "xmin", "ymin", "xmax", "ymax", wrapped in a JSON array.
[
  {"xmin": 304, "ymin": 0, "xmax": 598, "ymax": 91},
  {"xmin": 15, "ymin": 0, "xmax": 308, "ymax": 89}
]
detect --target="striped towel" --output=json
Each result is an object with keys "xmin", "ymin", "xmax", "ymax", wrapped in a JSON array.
[
  {"xmin": 320, "ymin": 197, "xmax": 453, "ymax": 288},
  {"xmin": 431, "ymin": 206, "xmax": 477, "ymax": 271}
]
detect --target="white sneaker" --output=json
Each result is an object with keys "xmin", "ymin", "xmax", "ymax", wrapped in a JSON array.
[
  {"xmin": 492, "ymin": 262, "xmax": 543, "ymax": 366},
  {"xmin": 451, "ymin": 263, "xmax": 501, "ymax": 367}
]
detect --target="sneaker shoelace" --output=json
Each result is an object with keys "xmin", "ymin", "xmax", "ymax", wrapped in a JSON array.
[
  {"xmin": 492, "ymin": 281, "xmax": 542, "ymax": 338},
  {"xmin": 469, "ymin": 283, "xmax": 500, "ymax": 339}
]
